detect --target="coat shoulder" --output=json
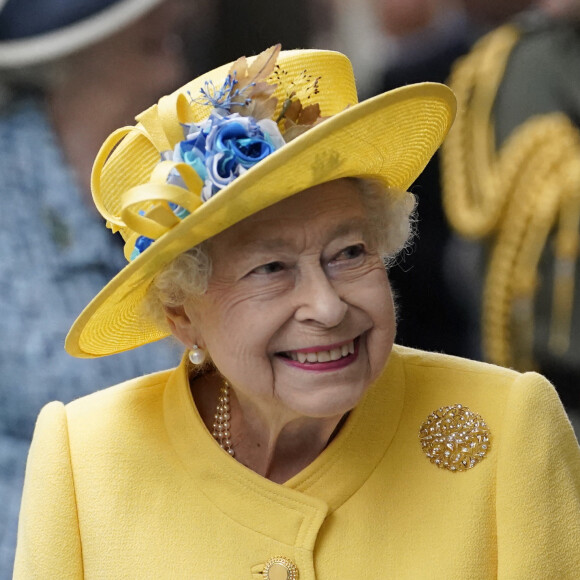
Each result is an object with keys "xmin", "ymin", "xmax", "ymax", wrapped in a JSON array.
[
  {"xmin": 391, "ymin": 344, "xmax": 521, "ymax": 382},
  {"xmin": 61, "ymin": 368, "xmax": 174, "ymax": 438},
  {"xmin": 389, "ymin": 345, "xmax": 556, "ymax": 425}
]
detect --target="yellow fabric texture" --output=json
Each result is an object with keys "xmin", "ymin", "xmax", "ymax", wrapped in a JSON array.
[{"xmin": 15, "ymin": 345, "xmax": 580, "ymax": 579}]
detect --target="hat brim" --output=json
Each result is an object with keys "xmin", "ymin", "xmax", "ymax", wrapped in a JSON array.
[
  {"xmin": 66, "ymin": 82, "xmax": 456, "ymax": 358},
  {"xmin": 0, "ymin": 0, "xmax": 164, "ymax": 67}
]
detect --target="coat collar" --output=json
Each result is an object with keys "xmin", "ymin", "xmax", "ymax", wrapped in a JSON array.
[{"xmin": 162, "ymin": 347, "xmax": 406, "ymax": 546}]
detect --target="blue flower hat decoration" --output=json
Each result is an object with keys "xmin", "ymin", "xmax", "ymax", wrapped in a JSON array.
[{"xmin": 126, "ymin": 44, "xmax": 325, "ymax": 261}]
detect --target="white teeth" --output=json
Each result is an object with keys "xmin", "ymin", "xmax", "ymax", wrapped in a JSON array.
[
  {"xmin": 330, "ymin": 348, "xmax": 342, "ymax": 361},
  {"xmin": 286, "ymin": 340, "xmax": 355, "ymax": 363}
]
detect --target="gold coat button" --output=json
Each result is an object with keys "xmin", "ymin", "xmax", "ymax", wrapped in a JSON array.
[{"xmin": 263, "ymin": 556, "xmax": 299, "ymax": 580}]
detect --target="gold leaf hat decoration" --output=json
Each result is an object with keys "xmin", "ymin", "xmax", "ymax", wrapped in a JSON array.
[
  {"xmin": 65, "ymin": 45, "xmax": 456, "ymax": 358},
  {"xmin": 419, "ymin": 404, "xmax": 491, "ymax": 472}
]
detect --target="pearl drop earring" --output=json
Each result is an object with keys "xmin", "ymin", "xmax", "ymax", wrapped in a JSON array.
[{"xmin": 189, "ymin": 344, "xmax": 206, "ymax": 365}]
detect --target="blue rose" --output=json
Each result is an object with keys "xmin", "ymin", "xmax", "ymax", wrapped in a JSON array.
[{"xmin": 173, "ymin": 112, "xmax": 285, "ymax": 201}]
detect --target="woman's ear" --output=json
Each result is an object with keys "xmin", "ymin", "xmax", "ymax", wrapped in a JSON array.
[{"xmin": 163, "ymin": 305, "xmax": 199, "ymax": 349}]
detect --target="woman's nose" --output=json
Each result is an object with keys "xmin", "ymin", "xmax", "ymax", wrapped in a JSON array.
[{"xmin": 293, "ymin": 267, "xmax": 348, "ymax": 328}]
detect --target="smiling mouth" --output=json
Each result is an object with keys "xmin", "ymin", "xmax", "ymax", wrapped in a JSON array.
[{"xmin": 278, "ymin": 338, "xmax": 357, "ymax": 364}]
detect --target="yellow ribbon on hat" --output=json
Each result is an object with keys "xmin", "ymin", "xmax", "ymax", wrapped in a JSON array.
[
  {"xmin": 121, "ymin": 160, "xmax": 204, "ymax": 261},
  {"xmin": 135, "ymin": 92, "xmax": 198, "ymax": 151},
  {"xmin": 91, "ymin": 93, "xmax": 206, "ymax": 262},
  {"xmin": 91, "ymin": 125, "xmax": 148, "ymax": 230}
]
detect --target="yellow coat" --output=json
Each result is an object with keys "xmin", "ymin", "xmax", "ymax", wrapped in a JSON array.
[{"xmin": 14, "ymin": 346, "xmax": 580, "ymax": 579}]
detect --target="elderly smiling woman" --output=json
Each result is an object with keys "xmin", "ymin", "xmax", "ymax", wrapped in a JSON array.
[{"xmin": 14, "ymin": 46, "xmax": 580, "ymax": 579}]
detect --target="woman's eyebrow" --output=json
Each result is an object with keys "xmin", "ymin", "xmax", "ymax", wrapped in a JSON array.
[
  {"xmin": 240, "ymin": 237, "xmax": 293, "ymax": 253},
  {"xmin": 327, "ymin": 218, "xmax": 369, "ymax": 240},
  {"xmin": 233, "ymin": 217, "xmax": 369, "ymax": 254}
]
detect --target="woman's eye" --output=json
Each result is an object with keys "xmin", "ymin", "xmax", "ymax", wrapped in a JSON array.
[
  {"xmin": 251, "ymin": 261, "xmax": 285, "ymax": 275},
  {"xmin": 334, "ymin": 244, "xmax": 365, "ymax": 262}
]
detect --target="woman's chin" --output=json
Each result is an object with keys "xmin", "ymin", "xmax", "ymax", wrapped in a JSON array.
[{"xmin": 274, "ymin": 375, "xmax": 370, "ymax": 419}]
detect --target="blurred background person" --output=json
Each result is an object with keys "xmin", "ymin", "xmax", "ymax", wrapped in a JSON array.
[
  {"xmin": 364, "ymin": 0, "xmax": 538, "ymax": 362},
  {"xmin": 441, "ymin": 0, "xmax": 580, "ymax": 433},
  {"xmin": 0, "ymin": 0, "xmax": 193, "ymax": 574}
]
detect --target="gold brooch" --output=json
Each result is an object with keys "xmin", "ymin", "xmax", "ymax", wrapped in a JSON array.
[
  {"xmin": 263, "ymin": 556, "xmax": 299, "ymax": 580},
  {"xmin": 419, "ymin": 404, "xmax": 491, "ymax": 472}
]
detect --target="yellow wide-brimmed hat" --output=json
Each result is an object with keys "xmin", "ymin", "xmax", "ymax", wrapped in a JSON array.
[{"xmin": 66, "ymin": 46, "xmax": 456, "ymax": 358}]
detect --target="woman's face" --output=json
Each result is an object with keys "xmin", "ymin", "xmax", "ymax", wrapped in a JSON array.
[{"xmin": 183, "ymin": 179, "xmax": 396, "ymax": 419}]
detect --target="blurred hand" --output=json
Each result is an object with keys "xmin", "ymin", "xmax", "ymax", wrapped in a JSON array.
[
  {"xmin": 378, "ymin": 0, "xmax": 438, "ymax": 36},
  {"xmin": 539, "ymin": 0, "xmax": 580, "ymax": 18}
]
